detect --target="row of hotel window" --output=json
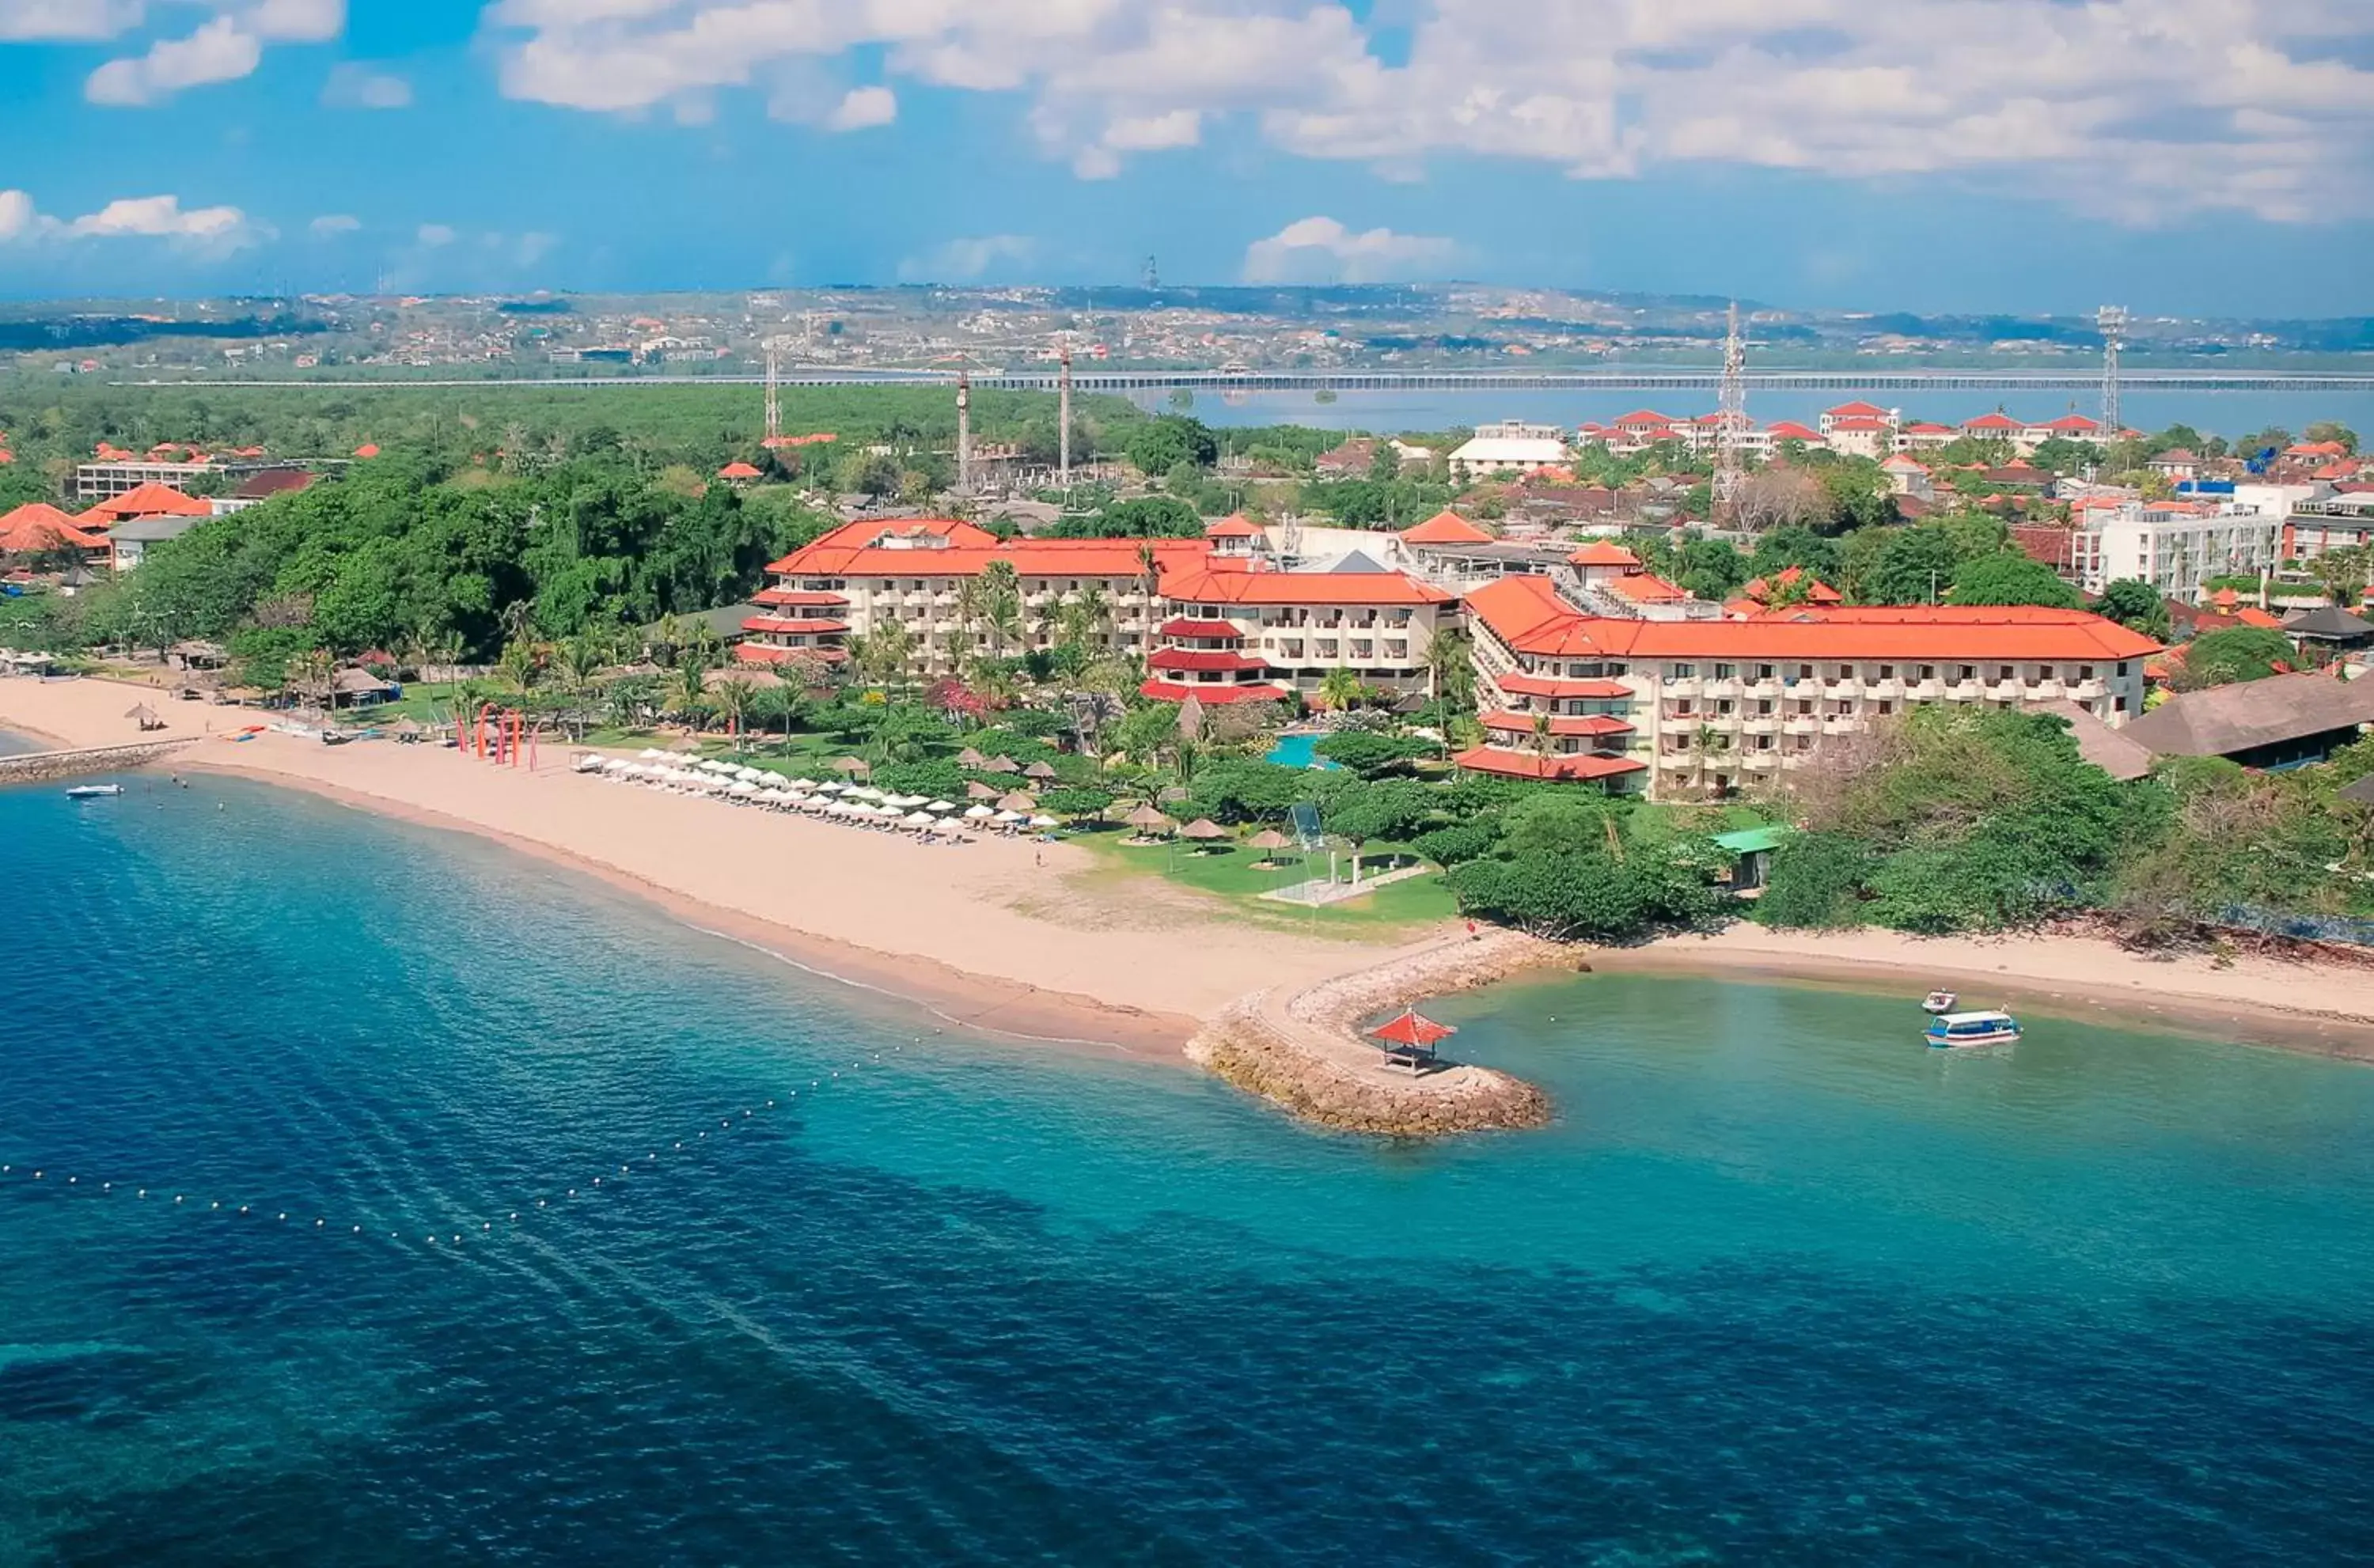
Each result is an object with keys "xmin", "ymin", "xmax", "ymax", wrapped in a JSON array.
[{"xmin": 1547, "ymin": 661, "xmax": 2133, "ymax": 683}]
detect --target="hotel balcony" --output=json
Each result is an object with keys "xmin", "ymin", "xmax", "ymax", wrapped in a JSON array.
[
  {"xmin": 1822, "ymin": 717, "xmax": 1864, "ymax": 736},
  {"xmin": 1704, "ymin": 679, "xmax": 1743, "ymax": 700},
  {"xmin": 1826, "ymin": 678, "xmax": 1864, "ymax": 699},
  {"xmin": 1742, "ymin": 715, "xmax": 1779, "ymax": 736},
  {"xmin": 1989, "ymin": 682, "xmax": 2025, "ymax": 702},
  {"xmin": 2070, "ymin": 679, "xmax": 2107, "ymax": 701},
  {"xmin": 1656, "ymin": 751, "xmax": 1694, "ymax": 770},
  {"xmin": 1907, "ymin": 679, "xmax": 1942, "ymax": 699},
  {"xmin": 2029, "ymin": 679, "xmax": 2067, "ymax": 699},
  {"xmin": 1659, "ymin": 714, "xmax": 1702, "ymax": 736},
  {"xmin": 1868, "ymin": 679, "xmax": 1906, "ymax": 699},
  {"xmin": 1743, "ymin": 751, "xmax": 1781, "ymax": 771},
  {"xmin": 1783, "ymin": 716, "xmax": 1822, "ymax": 736},
  {"xmin": 1744, "ymin": 679, "xmax": 1781, "ymax": 699},
  {"xmin": 1944, "ymin": 680, "xmax": 1982, "ymax": 701},
  {"xmin": 1664, "ymin": 677, "xmax": 1703, "ymax": 699},
  {"xmin": 1780, "ymin": 752, "xmax": 1811, "ymax": 771}
]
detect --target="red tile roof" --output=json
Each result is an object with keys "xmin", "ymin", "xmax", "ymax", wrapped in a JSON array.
[
  {"xmin": 751, "ymin": 588, "xmax": 849, "ymax": 608},
  {"xmin": 352, "ymin": 443, "xmax": 381, "ymax": 459},
  {"xmin": 1157, "ymin": 616, "xmax": 1245, "ymax": 640},
  {"xmin": 1138, "ymin": 679, "xmax": 1291, "ymax": 705},
  {"xmin": 2038, "ymin": 415, "xmax": 2101, "ymax": 434},
  {"xmin": 739, "ymin": 616, "xmax": 850, "ymax": 636},
  {"xmin": 1601, "ymin": 571, "xmax": 1689, "ymax": 604},
  {"xmin": 1739, "ymin": 567, "xmax": 1844, "ymax": 604},
  {"xmin": 1496, "ymin": 672, "xmax": 1633, "ymax": 700},
  {"xmin": 1467, "ymin": 574, "xmax": 2158, "ymax": 661},
  {"xmin": 1826, "ymin": 417, "xmax": 1893, "ymax": 433},
  {"xmin": 1203, "ymin": 513, "xmax": 1261, "ymax": 538},
  {"xmin": 0, "ymin": 503, "xmax": 109, "ymax": 554},
  {"xmin": 1826, "ymin": 400, "xmax": 1890, "ymax": 419},
  {"xmin": 1148, "ymin": 647, "xmax": 1269, "ymax": 673},
  {"xmin": 717, "ymin": 461, "xmax": 763, "ymax": 479},
  {"xmin": 1401, "ymin": 509, "xmax": 1492, "ymax": 545},
  {"xmin": 1568, "ymin": 540, "xmax": 1640, "ymax": 567},
  {"xmin": 1963, "ymin": 413, "xmax": 2022, "ymax": 432},
  {"xmin": 1763, "ymin": 421, "xmax": 1824, "ymax": 442},
  {"xmin": 764, "ymin": 517, "xmax": 1203, "ymax": 579},
  {"xmin": 82, "ymin": 482, "xmax": 210, "ymax": 521},
  {"xmin": 1479, "ymin": 711, "xmax": 1636, "ymax": 738},
  {"xmin": 1452, "ymin": 744, "xmax": 1647, "ymax": 782}
]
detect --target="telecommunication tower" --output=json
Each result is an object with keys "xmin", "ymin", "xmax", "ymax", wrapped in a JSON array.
[
  {"xmin": 1058, "ymin": 340, "xmax": 1074, "ymax": 487},
  {"xmin": 1143, "ymin": 255, "xmax": 1160, "ymax": 291},
  {"xmin": 1712, "ymin": 301, "xmax": 1749, "ymax": 519},
  {"xmin": 764, "ymin": 341, "xmax": 781, "ymax": 445},
  {"xmin": 2096, "ymin": 305, "xmax": 2129, "ymax": 436},
  {"xmin": 955, "ymin": 370, "xmax": 973, "ymax": 494}
]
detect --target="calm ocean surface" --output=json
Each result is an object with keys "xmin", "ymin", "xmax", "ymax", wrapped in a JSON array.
[{"xmin": 6, "ymin": 771, "xmax": 2374, "ymax": 1565}]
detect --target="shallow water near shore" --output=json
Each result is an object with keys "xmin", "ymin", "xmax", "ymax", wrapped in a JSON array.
[{"xmin": 6, "ymin": 774, "xmax": 2374, "ymax": 1562}]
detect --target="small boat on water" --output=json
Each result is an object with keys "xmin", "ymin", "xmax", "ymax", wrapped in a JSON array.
[
  {"xmin": 1925, "ymin": 1009, "xmax": 2021, "ymax": 1048},
  {"xmin": 65, "ymin": 783, "xmax": 123, "ymax": 799},
  {"xmin": 1921, "ymin": 989, "xmax": 1959, "ymax": 1014}
]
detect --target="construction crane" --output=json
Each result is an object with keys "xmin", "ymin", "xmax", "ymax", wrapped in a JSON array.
[{"xmin": 2097, "ymin": 305, "xmax": 2129, "ymax": 436}]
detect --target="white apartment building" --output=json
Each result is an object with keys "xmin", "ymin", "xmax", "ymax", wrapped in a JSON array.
[
  {"xmin": 1450, "ymin": 420, "xmax": 1572, "ymax": 478},
  {"xmin": 2069, "ymin": 502, "xmax": 2284, "ymax": 599},
  {"xmin": 1458, "ymin": 576, "xmax": 2157, "ymax": 797}
]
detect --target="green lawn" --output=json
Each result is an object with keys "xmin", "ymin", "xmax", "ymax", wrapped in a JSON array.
[{"xmin": 1076, "ymin": 831, "xmax": 1460, "ymax": 935}]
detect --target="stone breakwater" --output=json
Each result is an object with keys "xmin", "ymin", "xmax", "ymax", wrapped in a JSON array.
[
  {"xmin": 1187, "ymin": 931, "xmax": 1561, "ymax": 1138},
  {"xmin": 0, "ymin": 738, "xmax": 195, "ymax": 785}
]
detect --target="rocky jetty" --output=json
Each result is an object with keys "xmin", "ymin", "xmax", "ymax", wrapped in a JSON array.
[{"xmin": 1188, "ymin": 931, "xmax": 1561, "ymax": 1138}]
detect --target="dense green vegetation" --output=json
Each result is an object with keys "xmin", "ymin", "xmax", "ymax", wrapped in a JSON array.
[{"xmin": 1755, "ymin": 708, "xmax": 2374, "ymax": 939}]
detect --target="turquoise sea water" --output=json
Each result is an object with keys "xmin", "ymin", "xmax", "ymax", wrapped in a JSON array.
[{"xmin": 6, "ymin": 772, "xmax": 2374, "ymax": 1562}]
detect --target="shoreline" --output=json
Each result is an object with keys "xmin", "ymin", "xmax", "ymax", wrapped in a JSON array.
[
  {"xmin": 10, "ymin": 676, "xmax": 2374, "ymax": 1115},
  {"xmin": 182, "ymin": 760, "xmax": 1205, "ymax": 1065},
  {"xmin": 1605, "ymin": 927, "xmax": 2374, "ymax": 1063}
]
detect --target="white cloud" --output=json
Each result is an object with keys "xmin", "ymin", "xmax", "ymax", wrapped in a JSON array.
[
  {"xmin": 321, "ymin": 60, "xmax": 410, "ymax": 108},
  {"xmin": 897, "ymin": 233, "xmax": 1034, "ymax": 283},
  {"xmin": 0, "ymin": 0, "xmax": 141, "ymax": 40},
  {"xmin": 1242, "ymin": 216, "xmax": 1458, "ymax": 284},
  {"xmin": 309, "ymin": 212, "xmax": 361, "ymax": 237},
  {"xmin": 825, "ymin": 85, "xmax": 896, "ymax": 131},
  {"xmin": 416, "ymin": 222, "xmax": 457, "ymax": 247},
  {"xmin": 477, "ymin": 0, "xmax": 2374, "ymax": 222},
  {"xmin": 0, "ymin": 189, "xmax": 269, "ymax": 256},
  {"xmin": 83, "ymin": 0, "xmax": 345, "ymax": 104}
]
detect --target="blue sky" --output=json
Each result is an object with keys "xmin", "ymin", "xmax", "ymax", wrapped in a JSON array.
[{"xmin": 3, "ymin": 0, "xmax": 2372, "ymax": 315}]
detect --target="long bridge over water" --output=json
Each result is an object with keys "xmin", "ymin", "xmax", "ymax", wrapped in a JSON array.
[{"xmin": 131, "ymin": 369, "xmax": 2374, "ymax": 395}]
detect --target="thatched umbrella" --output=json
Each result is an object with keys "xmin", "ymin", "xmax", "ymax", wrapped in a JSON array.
[
  {"xmin": 1123, "ymin": 803, "xmax": 1174, "ymax": 834},
  {"xmin": 985, "ymin": 756, "xmax": 1022, "ymax": 775},
  {"xmin": 1179, "ymin": 817, "xmax": 1227, "ymax": 843},
  {"xmin": 956, "ymin": 746, "xmax": 988, "ymax": 767},
  {"xmin": 123, "ymin": 702, "xmax": 161, "ymax": 731},
  {"xmin": 997, "ymin": 791, "xmax": 1037, "ymax": 812},
  {"xmin": 965, "ymin": 779, "xmax": 1000, "ymax": 800},
  {"xmin": 1023, "ymin": 760, "xmax": 1058, "ymax": 781},
  {"xmin": 1246, "ymin": 826, "xmax": 1291, "ymax": 869},
  {"xmin": 830, "ymin": 756, "xmax": 871, "ymax": 777}
]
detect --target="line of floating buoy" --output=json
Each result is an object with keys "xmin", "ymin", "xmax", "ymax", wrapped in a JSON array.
[
  {"xmin": 0, "ymin": 1085, "xmax": 821, "ymax": 1255},
  {"xmin": 0, "ymin": 1032, "xmax": 942, "ymax": 1255}
]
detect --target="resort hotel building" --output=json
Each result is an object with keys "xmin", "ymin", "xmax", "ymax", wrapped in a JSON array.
[
  {"xmin": 739, "ymin": 516, "xmax": 1458, "ymax": 706},
  {"xmin": 744, "ymin": 513, "xmax": 2163, "ymax": 803},
  {"xmin": 1457, "ymin": 551, "xmax": 2159, "ymax": 797}
]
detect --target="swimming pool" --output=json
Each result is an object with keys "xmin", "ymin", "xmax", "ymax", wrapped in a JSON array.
[{"xmin": 1265, "ymin": 733, "xmax": 1341, "ymax": 770}]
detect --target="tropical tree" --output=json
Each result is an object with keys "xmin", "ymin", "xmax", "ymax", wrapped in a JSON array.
[
  {"xmin": 2172, "ymin": 625, "xmax": 2296, "ymax": 690},
  {"xmin": 1426, "ymin": 627, "xmax": 1476, "ymax": 718},
  {"xmin": 1318, "ymin": 665, "xmax": 1365, "ymax": 712},
  {"xmin": 2308, "ymin": 545, "xmax": 2370, "ymax": 607},
  {"xmin": 1947, "ymin": 553, "xmax": 2085, "ymax": 609},
  {"xmin": 2090, "ymin": 578, "xmax": 2172, "ymax": 641},
  {"xmin": 848, "ymin": 620, "xmax": 915, "ymax": 690},
  {"xmin": 710, "ymin": 672, "xmax": 756, "ymax": 748}
]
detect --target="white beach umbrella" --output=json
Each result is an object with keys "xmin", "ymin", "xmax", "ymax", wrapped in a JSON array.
[
  {"xmin": 728, "ymin": 781, "xmax": 760, "ymax": 797},
  {"xmin": 963, "ymin": 805, "xmax": 995, "ymax": 820},
  {"xmin": 903, "ymin": 811, "xmax": 938, "ymax": 827},
  {"xmin": 1030, "ymin": 814, "xmax": 1058, "ymax": 828},
  {"xmin": 927, "ymin": 800, "xmax": 956, "ymax": 812},
  {"xmin": 994, "ymin": 809, "xmax": 1025, "ymax": 823},
  {"xmin": 639, "ymin": 748, "xmax": 668, "ymax": 760}
]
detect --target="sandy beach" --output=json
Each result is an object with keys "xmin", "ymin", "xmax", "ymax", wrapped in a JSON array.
[
  {"xmin": 7, "ymin": 674, "xmax": 2373, "ymax": 1073},
  {"xmin": 0, "ymin": 676, "xmax": 1420, "ymax": 1055}
]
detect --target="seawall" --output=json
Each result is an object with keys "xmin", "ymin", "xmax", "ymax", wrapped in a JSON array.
[
  {"xmin": 1188, "ymin": 931, "xmax": 1561, "ymax": 1138},
  {"xmin": 0, "ymin": 738, "xmax": 196, "ymax": 785}
]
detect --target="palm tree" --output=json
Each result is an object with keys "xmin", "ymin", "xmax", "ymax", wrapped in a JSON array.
[
  {"xmin": 1318, "ymin": 665, "xmax": 1363, "ymax": 714},
  {"xmin": 673, "ymin": 647, "xmax": 712, "ymax": 722},
  {"xmin": 710, "ymin": 673, "xmax": 755, "ymax": 748},
  {"xmin": 1426, "ymin": 627, "xmax": 1476, "ymax": 716},
  {"xmin": 2311, "ymin": 544, "xmax": 2370, "ymax": 607},
  {"xmin": 1067, "ymin": 581, "xmax": 1114, "ymax": 653},
  {"xmin": 497, "ymin": 638, "xmax": 540, "ymax": 700},
  {"xmin": 1530, "ymin": 711, "xmax": 1554, "ymax": 773}
]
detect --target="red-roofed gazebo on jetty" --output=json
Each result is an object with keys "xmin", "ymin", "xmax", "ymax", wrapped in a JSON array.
[{"xmin": 1367, "ymin": 1007, "xmax": 1457, "ymax": 1073}]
